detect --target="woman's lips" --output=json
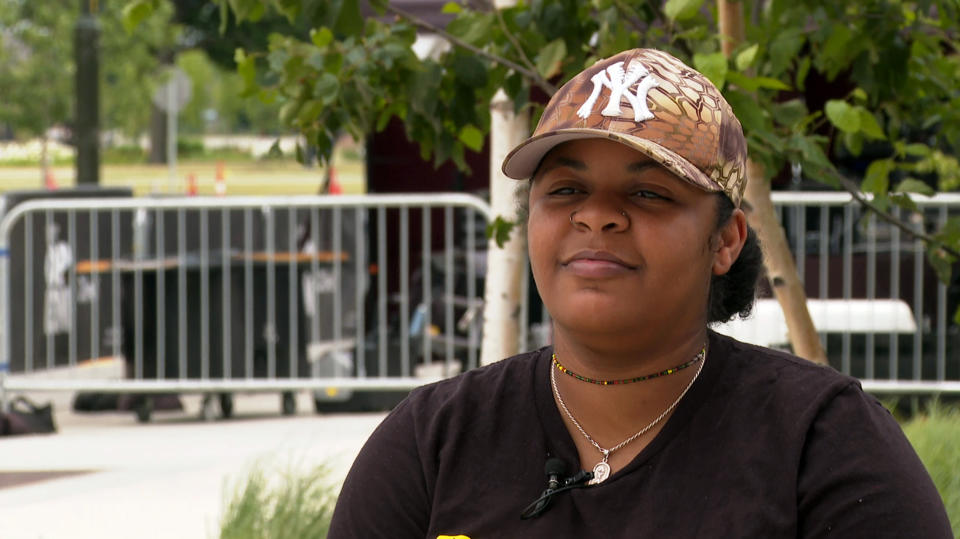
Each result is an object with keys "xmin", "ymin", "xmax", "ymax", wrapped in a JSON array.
[{"xmin": 562, "ymin": 250, "xmax": 636, "ymax": 278}]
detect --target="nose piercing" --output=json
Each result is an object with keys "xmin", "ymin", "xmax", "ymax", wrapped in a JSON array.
[{"xmin": 570, "ymin": 209, "xmax": 628, "ymax": 225}]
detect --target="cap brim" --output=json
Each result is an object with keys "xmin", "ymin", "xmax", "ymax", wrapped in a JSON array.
[{"xmin": 501, "ymin": 128, "xmax": 722, "ymax": 195}]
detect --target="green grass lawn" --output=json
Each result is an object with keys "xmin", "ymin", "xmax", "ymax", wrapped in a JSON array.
[{"xmin": 0, "ymin": 159, "xmax": 366, "ymax": 197}]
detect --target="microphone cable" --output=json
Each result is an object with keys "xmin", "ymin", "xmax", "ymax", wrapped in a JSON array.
[{"xmin": 520, "ymin": 459, "xmax": 594, "ymax": 520}]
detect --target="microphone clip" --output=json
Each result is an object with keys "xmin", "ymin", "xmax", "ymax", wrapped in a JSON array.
[{"xmin": 520, "ymin": 465, "xmax": 595, "ymax": 520}]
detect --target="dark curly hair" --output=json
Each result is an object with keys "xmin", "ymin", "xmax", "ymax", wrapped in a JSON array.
[
  {"xmin": 517, "ymin": 184, "xmax": 762, "ymax": 324},
  {"xmin": 707, "ymin": 194, "xmax": 763, "ymax": 324}
]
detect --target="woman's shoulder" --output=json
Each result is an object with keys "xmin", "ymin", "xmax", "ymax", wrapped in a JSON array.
[{"xmin": 708, "ymin": 331, "xmax": 862, "ymax": 409}]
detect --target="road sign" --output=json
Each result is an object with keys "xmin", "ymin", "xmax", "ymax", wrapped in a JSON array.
[{"xmin": 152, "ymin": 67, "xmax": 192, "ymax": 114}]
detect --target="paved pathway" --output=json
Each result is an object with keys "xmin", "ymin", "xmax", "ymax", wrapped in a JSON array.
[{"xmin": 0, "ymin": 393, "xmax": 385, "ymax": 539}]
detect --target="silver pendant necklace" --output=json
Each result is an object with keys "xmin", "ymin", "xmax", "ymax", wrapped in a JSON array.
[{"xmin": 550, "ymin": 346, "xmax": 707, "ymax": 485}]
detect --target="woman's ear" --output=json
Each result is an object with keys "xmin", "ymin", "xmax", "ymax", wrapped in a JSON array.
[{"xmin": 712, "ymin": 208, "xmax": 748, "ymax": 276}]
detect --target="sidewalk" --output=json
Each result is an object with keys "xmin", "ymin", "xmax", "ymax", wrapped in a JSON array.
[{"xmin": 0, "ymin": 393, "xmax": 385, "ymax": 539}]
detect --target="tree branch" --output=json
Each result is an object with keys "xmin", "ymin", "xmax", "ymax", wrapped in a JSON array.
[
  {"xmin": 489, "ymin": 1, "xmax": 546, "ymax": 90},
  {"xmin": 837, "ymin": 174, "xmax": 960, "ymax": 259},
  {"xmin": 385, "ymin": 3, "xmax": 558, "ymax": 96}
]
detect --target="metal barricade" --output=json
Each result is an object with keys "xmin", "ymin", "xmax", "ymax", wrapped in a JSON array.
[
  {"xmin": 0, "ymin": 194, "xmax": 495, "ymax": 417},
  {"xmin": 1, "ymin": 190, "xmax": 958, "ymax": 412},
  {"xmin": 716, "ymin": 191, "xmax": 960, "ymax": 393}
]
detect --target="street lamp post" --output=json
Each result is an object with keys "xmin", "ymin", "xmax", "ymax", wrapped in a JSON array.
[{"xmin": 75, "ymin": 0, "xmax": 100, "ymax": 185}]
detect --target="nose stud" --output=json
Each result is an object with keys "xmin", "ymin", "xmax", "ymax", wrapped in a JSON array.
[{"xmin": 570, "ymin": 209, "xmax": 629, "ymax": 226}]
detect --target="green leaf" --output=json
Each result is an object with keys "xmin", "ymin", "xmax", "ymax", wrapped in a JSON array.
[
  {"xmin": 735, "ymin": 44, "xmax": 759, "ymax": 71},
  {"xmin": 313, "ymin": 73, "xmax": 340, "ymax": 105},
  {"xmin": 857, "ymin": 108, "xmax": 885, "ymax": 139},
  {"xmin": 819, "ymin": 24, "xmax": 854, "ymax": 79},
  {"xmin": 771, "ymin": 99, "xmax": 807, "ymax": 129},
  {"xmin": 452, "ymin": 54, "xmax": 488, "ymax": 88},
  {"xmin": 903, "ymin": 143, "xmax": 931, "ymax": 157},
  {"xmin": 889, "ymin": 193, "xmax": 919, "ymax": 213},
  {"xmin": 871, "ymin": 193, "xmax": 890, "ymax": 214},
  {"xmin": 726, "ymin": 72, "xmax": 789, "ymax": 92},
  {"xmin": 664, "ymin": 0, "xmax": 705, "ymax": 21},
  {"xmin": 311, "ymin": 27, "xmax": 334, "ymax": 48},
  {"xmin": 257, "ymin": 88, "xmax": 277, "ymax": 105},
  {"xmin": 725, "ymin": 71, "xmax": 756, "ymax": 92},
  {"xmin": 295, "ymin": 143, "xmax": 305, "ymax": 165},
  {"xmin": 795, "ymin": 56, "xmax": 811, "ymax": 91},
  {"xmin": 279, "ymin": 100, "xmax": 302, "ymax": 125},
  {"xmin": 724, "ymin": 90, "xmax": 767, "ymax": 135},
  {"xmin": 442, "ymin": 1, "xmax": 462, "ymax": 14},
  {"xmin": 895, "ymin": 178, "xmax": 936, "ymax": 197},
  {"xmin": 752, "ymin": 77, "xmax": 791, "ymax": 91},
  {"xmin": 768, "ymin": 30, "xmax": 804, "ymax": 77},
  {"xmin": 367, "ymin": 0, "xmax": 389, "ymax": 14},
  {"xmin": 273, "ymin": 0, "xmax": 301, "ymax": 21},
  {"xmin": 486, "ymin": 216, "xmax": 517, "ymax": 248},
  {"xmin": 934, "ymin": 217, "xmax": 960, "ymax": 247},
  {"xmin": 825, "ymin": 100, "xmax": 860, "ymax": 133},
  {"xmin": 333, "ymin": 0, "xmax": 364, "ymax": 37},
  {"xmin": 843, "ymin": 131, "xmax": 863, "ymax": 157},
  {"xmin": 447, "ymin": 13, "xmax": 494, "ymax": 45},
  {"xmin": 861, "ymin": 159, "xmax": 892, "ymax": 194},
  {"xmin": 926, "ymin": 248, "xmax": 955, "ymax": 286},
  {"xmin": 234, "ymin": 48, "xmax": 257, "ymax": 94},
  {"xmin": 219, "ymin": 0, "xmax": 229, "ymax": 34},
  {"xmin": 121, "ymin": 0, "xmax": 156, "ymax": 34},
  {"xmin": 458, "ymin": 125, "xmax": 485, "ymax": 152},
  {"xmin": 535, "ymin": 39, "xmax": 567, "ymax": 80},
  {"xmin": 693, "ymin": 52, "xmax": 728, "ymax": 88}
]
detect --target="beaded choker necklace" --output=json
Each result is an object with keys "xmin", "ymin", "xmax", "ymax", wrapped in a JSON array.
[
  {"xmin": 551, "ymin": 346, "xmax": 705, "ymax": 386},
  {"xmin": 551, "ymin": 343, "xmax": 708, "ymax": 485}
]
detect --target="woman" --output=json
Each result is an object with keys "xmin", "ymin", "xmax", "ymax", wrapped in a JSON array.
[{"xmin": 329, "ymin": 48, "xmax": 951, "ymax": 538}]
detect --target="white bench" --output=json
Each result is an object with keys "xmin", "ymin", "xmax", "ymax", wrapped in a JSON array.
[{"xmin": 713, "ymin": 299, "xmax": 918, "ymax": 348}]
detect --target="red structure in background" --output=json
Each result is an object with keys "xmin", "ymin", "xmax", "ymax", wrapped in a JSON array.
[
  {"xmin": 364, "ymin": 118, "xmax": 490, "ymax": 302},
  {"xmin": 366, "ymin": 119, "xmax": 490, "ymax": 195}
]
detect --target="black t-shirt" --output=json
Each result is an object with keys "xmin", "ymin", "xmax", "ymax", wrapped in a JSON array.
[{"xmin": 329, "ymin": 331, "xmax": 952, "ymax": 538}]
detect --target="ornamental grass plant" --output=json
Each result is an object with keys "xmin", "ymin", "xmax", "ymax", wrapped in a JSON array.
[
  {"xmin": 901, "ymin": 402, "xmax": 960, "ymax": 537},
  {"xmin": 219, "ymin": 464, "xmax": 338, "ymax": 539},
  {"xmin": 217, "ymin": 405, "xmax": 960, "ymax": 539}
]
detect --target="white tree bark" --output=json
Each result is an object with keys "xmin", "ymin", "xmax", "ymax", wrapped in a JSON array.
[{"xmin": 480, "ymin": 89, "xmax": 529, "ymax": 365}]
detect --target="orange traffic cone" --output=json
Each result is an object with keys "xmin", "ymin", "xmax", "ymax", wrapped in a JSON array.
[
  {"xmin": 328, "ymin": 166, "xmax": 342, "ymax": 195},
  {"xmin": 214, "ymin": 161, "xmax": 226, "ymax": 196},
  {"xmin": 44, "ymin": 169, "xmax": 57, "ymax": 190},
  {"xmin": 186, "ymin": 173, "xmax": 198, "ymax": 196}
]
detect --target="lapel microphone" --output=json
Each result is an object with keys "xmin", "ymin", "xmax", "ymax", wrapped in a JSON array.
[
  {"xmin": 546, "ymin": 457, "xmax": 566, "ymax": 490},
  {"xmin": 520, "ymin": 458, "xmax": 595, "ymax": 519}
]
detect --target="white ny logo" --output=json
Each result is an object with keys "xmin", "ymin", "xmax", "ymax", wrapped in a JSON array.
[{"xmin": 576, "ymin": 60, "xmax": 659, "ymax": 123}]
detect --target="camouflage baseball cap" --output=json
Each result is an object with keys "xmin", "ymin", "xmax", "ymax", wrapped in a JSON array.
[{"xmin": 501, "ymin": 48, "xmax": 748, "ymax": 207}]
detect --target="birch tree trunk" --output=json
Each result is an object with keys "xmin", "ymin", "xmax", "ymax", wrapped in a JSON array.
[
  {"xmin": 40, "ymin": 135, "xmax": 50, "ymax": 188},
  {"xmin": 480, "ymin": 88, "xmax": 529, "ymax": 366},
  {"xmin": 718, "ymin": 0, "xmax": 828, "ymax": 364}
]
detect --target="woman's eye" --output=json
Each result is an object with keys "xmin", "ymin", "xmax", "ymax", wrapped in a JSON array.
[
  {"xmin": 548, "ymin": 186, "xmax": 581, "ymax": 196},
  {"xmin": 633, "ymin": 190, "xmax": 667, "ymax": 200}
]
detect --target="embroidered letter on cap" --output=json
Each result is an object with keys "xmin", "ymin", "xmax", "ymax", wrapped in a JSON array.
[{"xmin": 576, "ymin": 59, "xmax": 659, "ymax": 123}]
